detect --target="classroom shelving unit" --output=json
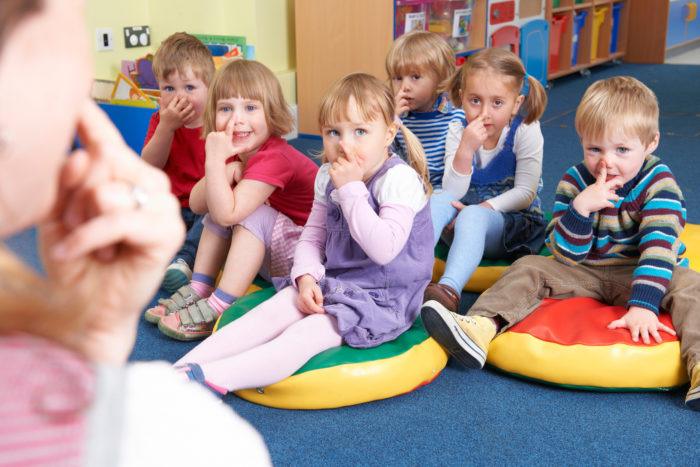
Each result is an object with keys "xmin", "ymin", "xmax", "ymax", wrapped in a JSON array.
[
  {"xmin": 545, "ymin": 0, "xmax": 630, "ymax": 80},
  {"xmin": 294, "ymin": 0, "xmax": 634, "ymax": 136}
]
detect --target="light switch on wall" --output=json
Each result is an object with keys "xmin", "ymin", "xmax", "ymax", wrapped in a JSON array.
[{"xmin": 96, "ymin": 28, "xmax": 114, "ymax": 51}]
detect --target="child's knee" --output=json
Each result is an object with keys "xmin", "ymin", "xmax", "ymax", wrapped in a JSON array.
[{"xmin": 455, "ymin": 204, "xmax": 485, "ymax": 226}]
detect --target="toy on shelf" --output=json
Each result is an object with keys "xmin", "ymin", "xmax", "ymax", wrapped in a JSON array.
[
  {"xmin": 193, "ymin": 34, "xmax": 247, "ymax": 69},
  {"xmin": 590, "ymin": 6, "xmax": 608, "ymax": 60},
  {"xmin": 130, "ymin": 54, "xmax": 158, "ymax": 90},
  {"xmin": 117, "ymin": 54, "xmax": 160, "ymax": 107},
  {"xmin": 110, "ymin": 73, "xmax": 157, "ymax": 109},
  {"xmin": 549, "ymin": 14, "xmax": 569, "ymax": 72},
  {"xmin": 430, "ymin": 0, "xmax": 475, "ymax": 53},
  {"xmin": 571, "ymin": 10, "xmax": 588, "ymax": 66},
  {"xmin": 394, "ymin": 0, "xmax": 475, "ymax": 53},
  {"xmin": 395, "ymin": 0, "xmax": 430, "ymax": 37}
]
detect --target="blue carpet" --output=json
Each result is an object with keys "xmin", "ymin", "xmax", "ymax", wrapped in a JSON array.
[{"xmin": 5, "ymin": 62, "xmax": 700, "ymax": 465}]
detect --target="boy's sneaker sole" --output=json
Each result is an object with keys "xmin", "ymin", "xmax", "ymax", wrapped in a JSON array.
[{"xmin": 421, "ymin": 300, "xmax": 486, "ymax": 369}]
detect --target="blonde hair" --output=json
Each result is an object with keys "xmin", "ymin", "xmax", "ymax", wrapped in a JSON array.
[
  {"xmin": 575, "ymin": 76, "xmax": 659, "ymax": 147},
  {"xmin": 202, "ymin": 60, "xmax": 294, "ymax": 137},
  {"xmin": 443, "ymin": 48, "xmax": 547, "ymax": 124},
  {"xmin": 385, "ymin": 30, "xmax": 456, "ymax": 85},
  {"xmin": 152, "ymin": 32, "xmax": 215, "ymax": 87},
  {"xmin": 318, "ymin": 73, "xmax": 432, "ymax": 194}
]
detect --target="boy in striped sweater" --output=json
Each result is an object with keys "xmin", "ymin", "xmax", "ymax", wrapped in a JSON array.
[{"xmin": 420, "ymin": 76, "xmax": 700, "ymax": 411}]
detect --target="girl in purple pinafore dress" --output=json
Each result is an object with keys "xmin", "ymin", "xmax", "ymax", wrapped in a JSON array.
[{"xmin": 173, "ymin": 73, "xmax": 435, "ymax": 395}]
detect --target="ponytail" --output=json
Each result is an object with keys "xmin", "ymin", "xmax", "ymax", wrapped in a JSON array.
[
  {"xmin": 520, "ymin": 75, "xmax": 547, "ymax": 124},
  {"xmin": 398, "ymin": 124, "xmax": 433, "ymax": 196},
  {"xmin": 442, "ymin": 66, "xmax": 465, "ymax": 108}
]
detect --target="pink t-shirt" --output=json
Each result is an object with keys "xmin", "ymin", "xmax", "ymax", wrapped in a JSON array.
[
  {"xmin": 143, "ymin": 112, "xmax": 205, "ymax": 208},
  {"xmin": 237, "ymin": 135, "xmax": 318, "ymax": 226}
]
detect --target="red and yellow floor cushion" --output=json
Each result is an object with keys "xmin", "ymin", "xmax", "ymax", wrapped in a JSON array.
[
  {"xmin": 214, "ymin": 287, "xmax": 448, "ymax": 409},
  {"xmin": 487, "ymin": 297, "xmax": 687, "ymax": 390}
]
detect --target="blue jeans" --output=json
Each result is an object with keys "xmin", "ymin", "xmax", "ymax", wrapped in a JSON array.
[
  {"xmin": 430, "ymin": 190, "xmax": 506, "ymax": 292},
  {"xmin": 177, "ymin": 207, "xmax": 205, "ymax": 268}
]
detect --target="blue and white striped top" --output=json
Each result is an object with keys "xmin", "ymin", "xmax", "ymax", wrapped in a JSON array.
[{"xmin": 394, "ymin": 93, "xmax": 464, "ymax": 188}]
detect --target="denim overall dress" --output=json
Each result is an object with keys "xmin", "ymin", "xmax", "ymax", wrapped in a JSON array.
[
  {"xmin": 462, "ymin": 114, "xmax": 547, "ymax": 258},
  {"xmin": 318, "ymin": 155, "xmax": 434, "ymax": 348}
]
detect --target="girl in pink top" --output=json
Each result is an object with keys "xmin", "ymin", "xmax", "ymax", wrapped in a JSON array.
[{"xmin": 147, "ymin": 60, "xmax": 319, "ymax": 341}]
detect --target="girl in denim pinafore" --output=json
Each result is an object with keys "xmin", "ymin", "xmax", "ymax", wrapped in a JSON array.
[
  {"xmin": 424, "ymin": 48, "xmax": 549, "ymax": 314},
  {"xmin": 172, "ymin": 73, "xmax": 435, "ymax": 395}
]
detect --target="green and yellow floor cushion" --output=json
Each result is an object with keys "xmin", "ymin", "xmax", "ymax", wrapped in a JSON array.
[
  {"xmin": 214, "ymin": 287, "xmax": 449, "ymax": 409},
  {"xmin": 487, "ymin": 297, "xmax": 688, "ymax": 390}
]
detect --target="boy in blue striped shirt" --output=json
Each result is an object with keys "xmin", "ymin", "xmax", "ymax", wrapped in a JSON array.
[
  {"xmin": 421, "ymin": 76, "xmax": 700, "ymax": 411},
  {"xmin": 386, "ymin": 31, "xmax": 464, "ymax": 188}
]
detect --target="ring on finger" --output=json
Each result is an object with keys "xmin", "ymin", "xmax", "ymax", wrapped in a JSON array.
[{"xmin": 130, "ymin": 184, "xmax": 149, "ymax": 209}]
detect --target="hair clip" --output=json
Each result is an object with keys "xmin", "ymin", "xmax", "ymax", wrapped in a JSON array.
[{"xmin": 522, "ymin": 73, "xmax": 531, "ymax": 96}]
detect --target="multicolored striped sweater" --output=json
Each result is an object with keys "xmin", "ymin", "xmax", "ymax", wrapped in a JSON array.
[{"xmin": 545, "ymin": 155, "xmax": 687, "ymax": 314}]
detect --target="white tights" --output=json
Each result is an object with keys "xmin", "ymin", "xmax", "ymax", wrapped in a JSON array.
[{"xmin": 175, "ymin": 286, "xmax": 343, "ymax": 391}]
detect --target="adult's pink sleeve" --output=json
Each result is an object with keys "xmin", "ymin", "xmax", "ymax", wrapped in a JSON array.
[
  {"xmin": 290, "ymin": 200, "xmax": 328, "ymax": 286},
  {"xmin": 336, "ymin": 181, "xmax": 415, "ymax": 265}
]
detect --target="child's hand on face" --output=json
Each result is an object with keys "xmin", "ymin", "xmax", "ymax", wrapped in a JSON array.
[
  {"xmin": 206, "ymin": 117, "xmax": 237, "ymax": 163},
  {"xmin": 296, "ymin": 274, "xmax": 325, "ymax": 314},
  {"xmin": 572, "ymin": 163, "xmax": 623, "ymax": 217},
  {"xmin": 394, "ymin": 90, "xmax": 411, "ymax": 118},
  {"xmin": 160, "ymin": 95, "xmax": 195, "ymax": 132},
  {"xmin": 607, "ymin": 305, "xmax": 676, "ymax": 344},
  {"xmin": 329, "ymin": 142, "xmax": 364, "ymax": 188},
  {"xmin": 461, "ymin": 114, "xmax": 489, "ymax": 155}
]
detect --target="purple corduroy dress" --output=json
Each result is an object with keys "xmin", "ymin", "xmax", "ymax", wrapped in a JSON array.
[{"xmin": 316, "ymin": 154, "xmax": 434, "ymax": 348}]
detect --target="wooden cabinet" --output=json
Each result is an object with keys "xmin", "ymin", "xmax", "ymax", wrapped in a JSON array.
[
  {"xmin": 626, "ymin": 0, "xmax": 700, "ymax": 63},
  {"xmin": 295, "ymin": 0, "xmax": 487, "ymax": 136},
  {"xmin": 545, "ymin": 0, "xmax": 629, "ymax": 80}
]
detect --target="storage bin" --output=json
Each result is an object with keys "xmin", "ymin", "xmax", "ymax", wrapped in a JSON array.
[
  {"xmin": 549, "ymin": 14, "xmax": 569, "ymax": 72},
  {"xmin": 591, "ymin": 6, "xmax": 607, "ymax": 59},
  {"xmin": 571, "ymin": 10, "xmax": 587, "ymax": 65},
  {"xmin": 395, "ymin": 0, "xmax": 430, "ymax": 37},
  {"xmin": 610, "ymin": 2, "xmax": 623, "ymax": 53},
  {"xmin": 429, "ymin": 0, "xmax": 475, "ymax": 52}
]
